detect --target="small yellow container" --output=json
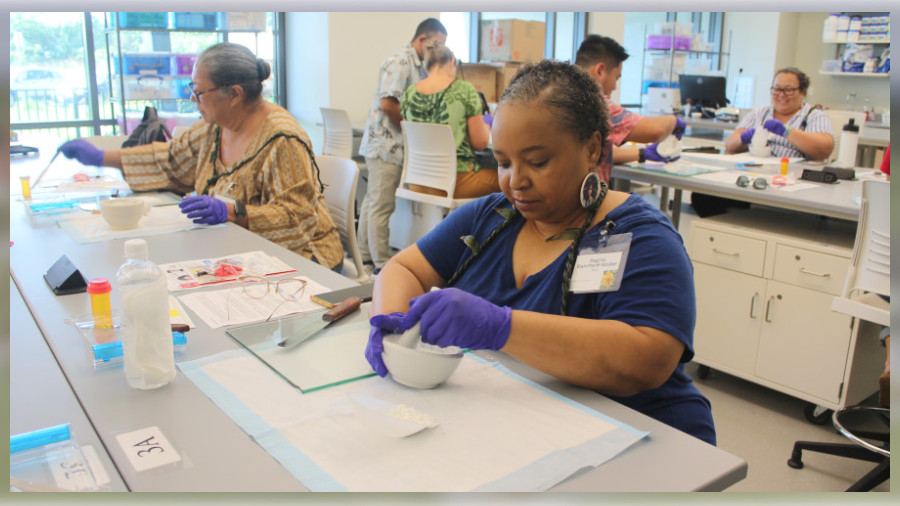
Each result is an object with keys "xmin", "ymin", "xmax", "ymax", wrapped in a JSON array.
[
  {"xmin": 20, "ymin": 175, "xmax": 31, "ymax": 199},
  {"xmin": 87, "ymin": 279, "xmax": 113, "ymax": 329},
  {"xmin": 780, "ymin": 157, "xmax": 789, "ymax": 176}
]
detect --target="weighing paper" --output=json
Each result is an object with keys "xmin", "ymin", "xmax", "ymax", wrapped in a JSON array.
[
  {"xmin": 58, "ymin": 205, "xmax": 213, "ymax": 243},
  {"xmin": 179, "ymin": 351, "xmax": 647, "ymax": 492}
]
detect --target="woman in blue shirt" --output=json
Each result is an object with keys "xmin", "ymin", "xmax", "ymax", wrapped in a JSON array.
[{"xmin": 366, "ymin": 60, "xmax": 716, "ymax": 446}]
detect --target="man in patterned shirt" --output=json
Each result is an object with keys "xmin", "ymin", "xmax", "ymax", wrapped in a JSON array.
[
  {"xmin": 575, "ymin": 35, "xmax": 687, "ymax": 181},
  {"xmin": 357, "ymin": 18, "xmax": 448, "ymax": 277}
]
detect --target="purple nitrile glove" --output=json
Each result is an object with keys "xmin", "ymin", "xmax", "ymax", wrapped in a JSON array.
[
  {"xmin": 366, "ymin": 312, "xmax": 410, "ymax": 377},
  {"xmin": 672, "ymin": 115, "xmax": 687, "ymax": 140},
  {"xmin": 178, "ymin": 195, "xmax": 229, "ymax": 225},
  {"xmin": 403, "ymin": 287, "xmax": 512, "ymax": 351},
  {"xmin": 763, "ymin": 118, "xmax": 787, "ymax": 137},
  {"xmin": 739, "ymin": 128, "xmax": 756, "ymax": 145},
  {"xmin": 644, "ymin": 143, "xmax": 680, "ymax": 163},
  {"xmin": 483, "ymin": 113, "xmax": 493, "ymax": 127},
  {"xmin": 58, "ymin": 139, "xmax": 104, "ymax": 167}
]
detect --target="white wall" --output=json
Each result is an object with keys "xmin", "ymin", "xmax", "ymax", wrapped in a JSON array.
[
  {"xmin": 285, "ymin": 12, "xmax": 439, "ymax": 128},
  {"xmin": 284, "ymin": 12, "xmax": 329, "ymax": 126},
  {"xmin": 586, "ymin": 12, "xmax": 626, "ymax": 103},
  {"xmin": 724, "ymin": 12, "xmax": 782, "ymax": 107}
]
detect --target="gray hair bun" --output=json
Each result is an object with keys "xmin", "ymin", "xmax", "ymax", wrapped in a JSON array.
[{"xmin": 256, "ymin": 59, "xmax": 271, "ymax": 81}]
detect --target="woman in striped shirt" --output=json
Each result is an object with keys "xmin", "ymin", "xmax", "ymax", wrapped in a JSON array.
[{"xmin": 726, "ymin": 67, "xmax": 834, "ymax": 160}]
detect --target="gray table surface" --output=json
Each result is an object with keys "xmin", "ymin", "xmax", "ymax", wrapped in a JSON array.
[
  {"xmin": 9, "ymin": 192, "xmax": 746, "ymax": 492},
  {"xmin": 612, "ymin": 158, "xmax": 883, "ymax": 227},
  {"xmin": 9, "ymin": 280, "xmax": 129, "ymax": 492}
]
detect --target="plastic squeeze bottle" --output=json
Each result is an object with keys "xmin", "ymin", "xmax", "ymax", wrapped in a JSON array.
[
  {"xmin": 116, "ymin": 239, "xmax": 175, "ymax": 389},
  {"xmin": 837, "ymin": 118, "xmax": 860, "ymax": 169}
]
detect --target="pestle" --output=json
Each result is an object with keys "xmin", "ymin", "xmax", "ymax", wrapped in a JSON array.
[{"xmin": 395, "ymin": 286, "xmax": 441, "ymax": 348}]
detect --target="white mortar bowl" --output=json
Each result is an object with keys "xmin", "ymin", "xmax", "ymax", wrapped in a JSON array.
[
  {"xmin": 99, "ymin": 197, "xmax": 148, "ymax": 230},
  {"xmin": 382, "ymin": 334, "xmax": 463, "ymax": 389}
]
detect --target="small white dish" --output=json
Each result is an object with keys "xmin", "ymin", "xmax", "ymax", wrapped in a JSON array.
[{"xmin": 348, "ymin": 393, "xmax": 437, "ymax": 438}]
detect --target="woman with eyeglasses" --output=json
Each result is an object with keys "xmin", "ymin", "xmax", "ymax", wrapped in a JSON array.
[
  {"xmin": 58, "ymin": 42, "xmax": 343, "ymax": 271},
  {"xmin": 365, "ymin": 60, "xmax": 716, "ymax": 446},
  {"xmin": 725, "ymin": 67, "xmax": 833, "ymax": 160}
]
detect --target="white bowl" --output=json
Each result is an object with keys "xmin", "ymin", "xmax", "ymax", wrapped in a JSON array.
[
  {"xmin": 99, "ymin": 197, "xmax": 148, "ymax": 230},
  {"xmin": 382, "ymin": 335, "xmax": 463, "ymax": 389}
]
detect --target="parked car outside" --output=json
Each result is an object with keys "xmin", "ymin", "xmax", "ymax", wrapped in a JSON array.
[{"xmin": 10, "ymin": 67, "xmax": 86, "ymax": 107}]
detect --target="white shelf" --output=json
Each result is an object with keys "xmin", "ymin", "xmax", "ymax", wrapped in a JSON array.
[
  {"xmin": 818, "ymin": 71, "xmax": 890, "ymax": 77},
  {"xmin": 823, "ymin": 40, "xmax": 891, "ymax": 44}
]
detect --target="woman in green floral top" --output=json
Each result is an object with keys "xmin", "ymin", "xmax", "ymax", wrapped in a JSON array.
[{"xmin": 400, "ymin": 45, "xmax": 498, "ymax": 198}]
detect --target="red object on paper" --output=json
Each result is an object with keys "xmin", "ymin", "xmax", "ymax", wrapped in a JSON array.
[{"xmin": 214, "ymin": 263, "xmax": 243, "ymax": 278}]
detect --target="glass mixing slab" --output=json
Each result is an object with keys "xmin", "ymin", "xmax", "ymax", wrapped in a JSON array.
[{"xmin": 226, "ymin": 307, "xmax": 375, "ymax": 392}]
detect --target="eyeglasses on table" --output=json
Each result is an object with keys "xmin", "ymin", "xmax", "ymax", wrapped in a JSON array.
[
  {"xmin": 225, "ymin": 276, "xmax": 309, "ymax": 322},
  {"xmin": 735, "ymin": 175, "xmax": 768, "ymax": 190}
]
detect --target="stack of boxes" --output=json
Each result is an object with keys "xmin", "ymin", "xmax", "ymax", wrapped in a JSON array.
[
  {"xmin": 859, "ymin": 14, "xmax": 890, "ymax": 42},
  {"xmin": 457, "ymin": 19, "xmax": 545, "ymax": 104}
]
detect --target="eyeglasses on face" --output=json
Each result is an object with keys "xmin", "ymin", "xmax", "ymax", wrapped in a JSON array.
[
  {"xmin": 770, "ymin": 87, "xmax": 800, "ymax": 96},
  {"xmin": 226, "ymin": 276, "xmax": 309, "ymax": 322},
  {"xmin": 188, "ymin": 82, "xmax": 224, "ymax": 100}
]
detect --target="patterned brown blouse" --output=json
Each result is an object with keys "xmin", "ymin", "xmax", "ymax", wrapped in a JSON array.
[{"xmin": 119, "ymin": 106, "xmax": 343, "ymax": 269}]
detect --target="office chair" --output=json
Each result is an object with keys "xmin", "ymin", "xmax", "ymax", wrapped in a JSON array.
[
  {"xmin": 786, "ymin": 180, "xmax": 890, "ymax": 492},
  {"xmin": 316, "ymin": 154, "xmax": 368, "ymax": 283}
]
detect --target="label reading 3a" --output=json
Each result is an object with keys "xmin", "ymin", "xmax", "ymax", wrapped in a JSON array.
[{"xmin": 115, "ymin": 426, "xmax": 182, "ymax": 472}]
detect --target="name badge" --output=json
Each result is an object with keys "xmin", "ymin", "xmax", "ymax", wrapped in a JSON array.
[{"xmin": 569, "ymin": 232, "xmax": 632, "ymax": 294}]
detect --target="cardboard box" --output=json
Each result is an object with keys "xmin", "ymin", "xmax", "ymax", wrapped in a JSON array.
[
  {"xmin": 495, "ymin": 61, "xmax": 525, "ymax": 102},
  {"xmin": 458, "ymin": 63, "xmax": 499, "ymax": 103},
  {"xmin": 480, "ymin": 19, "xmax": 546, "ymax": 63}
]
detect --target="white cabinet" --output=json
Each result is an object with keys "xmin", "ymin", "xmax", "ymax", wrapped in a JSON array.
[{"xmin": 689, "ymin": 208, "xmax": 884, "ymax": 410}]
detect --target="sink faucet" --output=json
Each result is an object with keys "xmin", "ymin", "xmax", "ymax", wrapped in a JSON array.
[{"xmin": 845, "ymin": 92, "xmax": 857, "ymax": 110}]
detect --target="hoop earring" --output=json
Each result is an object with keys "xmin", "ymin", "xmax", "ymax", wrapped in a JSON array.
[{"xmin": 579, "ymin": 172, "xmax": 601, "ymax": 209}]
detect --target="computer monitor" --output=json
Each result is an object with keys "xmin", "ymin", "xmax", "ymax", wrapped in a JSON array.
[{"xmin": 678, "ymin": 74, "xmax": 728, "ymax": 110}]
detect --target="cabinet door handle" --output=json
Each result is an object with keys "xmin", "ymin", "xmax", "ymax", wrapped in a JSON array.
[
  {"xmin": 799, "ymin": 267, "xmax": 831, "ymax": 278},
  {"xmin": 749, "ymin": 292, "xmax": 759, "ymax": 319},
  {"xmin": 712, "ymin": 248, "xmax": 739, "ymax": 257},
  {"xmin": 765, "ymin": 296, "xmax": 776, "ymax": 323}
]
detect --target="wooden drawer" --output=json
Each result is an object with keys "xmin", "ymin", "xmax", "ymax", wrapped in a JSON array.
[
  {"xmin": 691, "ymin": 227, "xmax": 767, "ymax": 277},
  {"xmin": 772, "ymin": 244, "xmax": 849, "ymax": 296}
]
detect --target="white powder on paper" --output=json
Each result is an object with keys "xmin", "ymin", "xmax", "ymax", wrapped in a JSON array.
[{"xmin": 388, "ymin": 404, "xmax": 435, "ymax": 425}]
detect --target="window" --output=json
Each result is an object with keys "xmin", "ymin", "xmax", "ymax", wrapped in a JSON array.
[
  {"xmin": 10, "ymin": 12, "xmax": 281, "ymax": 145},
  {"xmin": 10, "ymin": 12, "xmax": 108, "ymax": 141}
]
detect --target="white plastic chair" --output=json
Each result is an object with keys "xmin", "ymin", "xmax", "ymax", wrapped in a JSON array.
[
  {"xmin": 316, "ymin": 154, "xmax": 368, "ymax": 282},
  {"xmin": 388, "ymin": 121, "xmax": 476, "ymax": 250},
  {"xmin": 823, "ymin": 109, "xmax": 866, "ymax": 163},
  {"xmin": 320, "ymin": 107, "xmax": 354, "ymax": 159},
  {"xmin": 395, "ymin": 121, "xmax": 475, "ymax": 211},
  {"xmin": 831, "ymin": 179, "xmax": 890, "ymax": 326}
]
